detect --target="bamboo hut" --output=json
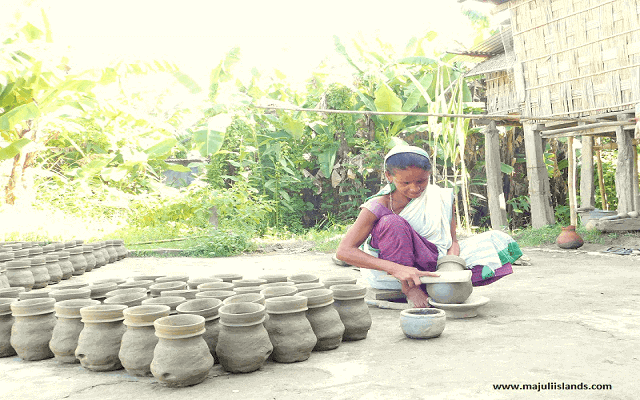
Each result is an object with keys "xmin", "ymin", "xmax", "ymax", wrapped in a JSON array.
[{"xmin": 459, "ymin": 0, "xmax": 640, "ymax": 230}]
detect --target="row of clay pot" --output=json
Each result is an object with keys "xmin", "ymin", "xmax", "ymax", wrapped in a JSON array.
[{"xmin": 0, "ymin": 240, "xmax": 128, "ymax": 292}]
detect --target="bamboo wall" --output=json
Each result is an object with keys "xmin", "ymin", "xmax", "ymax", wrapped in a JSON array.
[
  {"xmin": 486, "ymin": 71, "xmax": 521, "ymax": 114},
  {"xmin": 503, "ymin": 0, "xmax": 640, "ymax": 118}
]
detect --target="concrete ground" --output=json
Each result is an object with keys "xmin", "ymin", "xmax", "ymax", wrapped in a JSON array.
[{"xmin": 1, "ymin": 246, "xmax": 639, "ymax": 400}]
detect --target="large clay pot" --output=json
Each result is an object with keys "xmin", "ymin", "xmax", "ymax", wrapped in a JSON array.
[
  {"xmin": 331, "ymin": 284, "xmax": 372, "ymax": 341},
  {"xmin": 49, "ymin": 299, "xmax": 100, "ymax": 363},
  {"xmin": 104, "ymin": 240, "xmax": 118, "ymax": 263},
  {"xmin": 322, "ymin": 276, "xmax": 358, "ymax": 288},
  {"xmin": 88, "ymin": 282, "xmax": 118, "ymax": 301},
  {"xmin": 0, "ymin": 298, "xmax": 16, "ymax": 357},
  {"xmin": 49, "ymin": 288, "xmax": 92, "ymax": 302},
  {"xmin": 76, "ymin": 304, "xmax": 127, "ymax": 371},
  {"xmin": 119, "ymin": 305, "xmax": 171, "ymax": 377},
  {"xmin": 42, "ymin": 244, "xmax": 57, "ymax": 254},
  {"xmin": 19, "ymin": 287, "xmax": 51, "ymax": 300},
  {"xmin": 28, "ymin": 256, "xmax": 50, "ymax": 289},
  {"xmin": 142, "ymin": 296, "xmax": 186, "ymax": 315},
  {"xmin": 0, "ymin": 287, "xmax": 26, "ymax": 299},
  {"xmin": 5, "ymin": 260, "xmax": 34, "ymax": 291},
  {"xmin": 112, "ymin": 239, "xmax": 127, "ymax": 260},
  {"xmin": 296, "ymin": 288, "xmax": 345, "ymax": 351},
  {"xmin": 44, "ymin": 254, "xmax": 63, "ymax": 284},
  {"xmin": 187, "ymin": 277, "xmax": 223, "ymax": 290},
  {"xmin": 197, "ymin": 281, "xmax": 234, "ymax": 292},
  {"xmin": 436, "ymin": 255, "xmax": 466, "ymax": 272},
  {"xmin": 216, "ymin": 302, "xmax": 272, "ymax": 373},
  {"xmin": 295, "ymin": 282, "xmax": 325, "ymax": 292},
  {"xmin": 10, "ymin": 297, "xmax": 56, "ymax": 360},
  {"xmin": 288, "ymin": 273, "xmax": 319, "ymax": 285},
  {"xmin": 0, "ymin": 252, "xmax": 13, "ymax": 289},
  {"xmin": 260, "ymin": 286, "xmax": 298, "ymax": 299},
  {"xmin": 98, "ymin": 242, "xmax": 111, "ymax": 265},
  {"xmin": 91, "ymin": 243, "xmax": 107, "ymax": 268},
  {"xmin": 28, "ymin": 246, "xmax": 43, "ymax": 258},
  {"xmin": 68, "ymin": 246, "xmax": 87, "ymax": 276},
  {"xmin": 264, "ymin": 296, "xmax": 316, "ymax": 363},
  {"xmin": 150, "ymin": 281, "xmax": 187, "ymax": 297},
  {"xmin": 81, "ymin": 245, "xmax": 97, "ymax": 272},
  {"xmin": 195, "ymin": 290, "xmax": 236, "ymax": 302},
  {"xmin": 223, "ymin": 293, "xmax": 265, "ymax": 306},
  {"xmin": 556, "ymin": 225, "xmax": 584, "ymax": 249},
  {"xmin": 53, "ymin": 251, "xmax": 74, "ymax": 280},
  {"xmin": 151, "ymin": 314, "xmax": 214, "ymax": 387},
  {"xmin": 211, "ymin": 273, "xmax": 242, "ymax": 283},
  {"xmin": 176, "ymin": 298, "xmax": 223, "ymax": 362}
]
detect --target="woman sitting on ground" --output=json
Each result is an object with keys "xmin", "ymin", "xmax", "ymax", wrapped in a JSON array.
[{"xmin": 336, "ymin": 145, "xmax": 522, "ymax": 307}]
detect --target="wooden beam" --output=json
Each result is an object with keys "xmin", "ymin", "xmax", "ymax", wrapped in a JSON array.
[
  {"xmin": 580, "ymin": 135, "xmax": 595, "ymax": 209},
  {"xmin": 595, "ymin": 217, "xmax": 640, "ymax": 232},
  {"xmin": 484, "ymin": 121, "xmax": 508, "ymax": 229},
  {"xmin": 523, "ymin": 123, "xmax": 555, "ymax": 228},
  {"xmin": 539, "ymin": 120, "xmax": 635, "ymax": 138}
]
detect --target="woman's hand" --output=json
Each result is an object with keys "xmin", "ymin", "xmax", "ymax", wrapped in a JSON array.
[
  {"xmin": 389, "ymin": 263, "xmax": 439, "ymax": 289},
  {"xmin": 447, "ymin": 241, "xmax": 460, "ymax": 256}
]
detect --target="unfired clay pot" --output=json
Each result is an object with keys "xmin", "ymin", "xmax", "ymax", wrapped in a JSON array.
[
  {"xmin": 223, "ymin": 293, "xmax": 265, "ymax": 306},
  {"xmin": 176, "ymin": 298, "xmax": 223, "ymax": 362},
  {"xmin": 211, "ymin": 273, "xmax": 242, "ymax": 283},
  {"xmin": 261, "ymin": 286, "xmax": 298, "ymax": 299},
  {"xmin": 10, "ymin": 297, "xmax": 56, "ymax": 360},
  {"xmin": 142, "ymin": 296, "xmax": 186, "ymax": 315},
  {"xmin": 150, "ymin": 281, "xmax": 187, "ymax": 297},
  {"xmin": 91, "ymin": 243, "xmax": 107, "ymax": 268},
  {"xmin": 425, "ymin": 280, "xmax": 473, "ymax": 304},
  {"xmin": 98, "ymin": 242, "xmax": 111, "ymax": 265},
  {"xmin": 105, "ymin": 287, "xmax": 147, "ymax": 298},
  {"xmin": 296, "ymin": 289, "xmax": 345, "ymax": 351},
  {"xmin": 216, "ymin": 303, "xmax": 272, "ymax": 373},
  {"xmin": 5, "ymin": 260, "xmax": 34, "ymax": 291},
  {"xmin": 81, "ymin": 245, "xmax": 96, "ymax": 272},
  {"xmin": 68, "ymin": 247, "xmax": 87, "ymax": 276},
  {"xmin": 104, "ymin": 240, "xmax": 118, "ymax": 263},
  {"xmin": 113, "ymin": 239, "xmax": 127, "ymax": 260},
  {"xmin": 49, "ymin": 288, "xmax": 92, "ymax": 302},
  {"xmin": 104, "ymin": 293, "xmax": 147, "ymax": 307},
  {"xmin": 259, "ymin": 282, "xmax": 296, "ymax": 290},
  {"xmin": 161, "ymin": 289, "xmax": 199, "ymax": 299},
  {"xmin": 49, "ymin": 299, "xmax": 100, "ymax": 363},
  {"xmin": 257, "ymin": 273, "xmax": 288, "ymax": 283},
  {"xmin": 119, "ymin": 304, "xmax": 171, "ymax": 376},
  {"xmin": 232, "ymin": 278, "xmax": 267, "ymax": 288},
  {"xmin": 19, "ymin": 287, "xmax": 51, "ymax": 300},
  {"xmin": 132, "ymin": 275, "xmax": 165, "ymax": 282},
  {"xmin": 28, "ymin": 256, "xmax": 50, "ymax": 289},
  {"xmin": 88, "ymin": 282, "xmax": 118, "ymax": 300},
  {"xmin": 197, "ymin": 282, "xmax": 234, "ymax": 292},
  {"xmin": 53, "ymin": 281, "xmax": 89, "ymax": 290},
  {"xmin": 92, "ymin": 277, "xmax": 126, "ymax": 286},
  {"xmin": 399, "ymin": 308, "xmax": 446, "ymax": 339},
  {"xmin": 155, "ymin": 275, "xmax": 189, "ymax": 284},
  {"xmin": 0, "ymin": 287, "xmax": 25, "ymax": 299},
  {"xmin": 195, "ymin": 290, "xmax": 236, "ymax": 302},
  {"xmin": 118, "ymin": 280, "xmax": 154, "ymax": 290},
  {"xmin": 0, "ymin": 298, "xmax": 17, "ymax": 357},
  {"xmin": 53, "ymin": 251, "xmax": 74, "ymax": 280},
  {"xmin": 331, "ymin": 284, "xmax": 372, "ymax": 341},
  {"xmin": 151, "ymin": 314, "xmax": 214, "ymax": 387},
  {"xmin": 233, "ymin": 286, "xmax": 264, "ymax": 295},
  {"xmin": 187, "ymin": 277, "xmax": 223, "ymax": 290},
  {"xmin": 295, "ymin": 282, "xmax": 325, "ymax": 292},
  {"xmin": 288, "ymin": 273, "xmax": 320, "ymax": 285},
  {"xmin": 322, "ymin": 276, "xmax": 358, "ymax": 288},
  {"xmin": 264, "ymin": 296, "xmax": 317, "ymax": 363},
  {"xmin": 75, "ymin": 304, "xmax": 127, "ymax": 371},
  {"xmin": 436, "ymin": 255, "xmax": 466, "ymax": 272},
  {"xmin": 44, "ymin": 254, "xmax": 63, "ymax": 284}
]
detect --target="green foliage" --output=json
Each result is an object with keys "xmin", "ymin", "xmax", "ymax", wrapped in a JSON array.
[{"xmin": 181, "ymin": 231, "xmax": 254, "ymax": 257}]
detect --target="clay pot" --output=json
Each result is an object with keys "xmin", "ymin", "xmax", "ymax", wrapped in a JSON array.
[
  {"xmin": 105, "ymin": 287, "xmax": 147, "ymax": 298},
  {"xmin": 74, "ymin": 239, "xmax": 84, "ymax": 246},
  {"xmin": 195, "ymin": 290, "xmax": 236, "ymax": 302},
  {"xmin": 88, "ymin": 282, "xmax": 118, "ymax": 300},
  {"xmin": 296, "ymin": 289, "xmax": 345, "ymax": 351},
  {"xmin": 211, "ymin": 273, "xmax": 242, "ymax": 283},
  {"xmin": 119, "ymin": 305, "xmax": 171, "ymax": 376},
  {"xmin": 44, "ymin": 254, "xmax": 63, "ymax": 284},
  {"xmin": 151, "ymin": 314, "xmax": 214, "ymax": 387},
  {"xmin": 92, "ymin": 277, "xmax": 126, "ymax": 286},
  {"xmin": 556, "ymin": 225, "xmax": 584, "ymax": 249},
  {"xmin": 232, "ymin": 278, "xmax": 267, "ymax": 288},
  {"xmin": 104, "ymin": 293, "xmax": 147, "ymax": 307},
  {"xmin": 0, "ymin": 298, "xmax": 17, "ymax": 357},
  {"xmin": 0, "ymin": 252, "xmax": 13, "ymax": 289},
  {"xmin": 322, "ymin": 276, "xmax": 358, "ymax": 288},
  {"xmin": 198, "ymin": 281, "xmax": 235, "ymax": 292},
  {"xmin": 223, "ymin": 293, "xmax": 265, "ymax": 306},
  {"xmin": 90, "ymin": 243, "xmax": 107, "ymax": 268},
  {"xmin": 10, "ymin": 298, "xmax": 56, "ymax": 360},
  {"xmin": 264, "ymin": 296, "xmax": 316, "ymax": 363},
  {"xmin": 176, "ymin": 298, "xmax": 223, "ymax": 362},
  {"xmin": 133, "ymin": 274, "xmax": 165, "ymax": 282},
  {"xmin": 118, "ymin": 280, "xmax": 154, "ymax": 290},
  {"xmin": 113, "ymin": 239, "xmax": 127, "ymax": 260},
  {"xmin": 28, "ymin": 256, "xmax": 50, "ymax": 289},
  {"xmin": 259, "ymin": 282, "xmax": 296, "ymax": 290},
  {"xmin": 288, "ymin": 273, "xmax": 320, "ymax": 285},
  {"xmin": 187, "ymin": 277, "xmax": 223, "ymax": 290},
  {"xmin": 42, "ymin": 244, "xmax": 56, "ymax": 254},
  {"xmin": 149, "ymin": 281, "xmax": 187, "ymax": 297},
  {"xmin": 104, "ymin": 240, "xmax": 118, "ymax": 263},
  {"xmin": 425, "ymin": 281, "xmax": 473, "ymax": 304},
  {"xmin": 53, "ymin": 251, "xmax": 74, "ymax": 280},
  {"xmin": 0, "ymin": 287, "xmax": 26, "ymax": 299},
  {"xmin": 155, "ymin": 275, "xmax": 189, "ymax": 284},
  {"xmin": 49, "ymin": 299, "xmax": 100, "ymax": 363},
  {"xmin": 76, "ymin": 304, "xmax": 127, "ymax": 371},
  {"xmin": 142, "ymin": 296, "xmax": 186, "ymax": 315},
  {"xmin": 295, "ymin": 282, "xmax": 324, "ymax": 292},
  {"xmin": 233, "ymin": 286, "xmax": 264, "ymax": 295},
  {"xmin": 19, "ymin": 287, "xmax": 51, "ymax": 300},
  {"xmin": 49, "ymin": 288, "xmax": 92, "ymax": 302},
  {"xmin": 399, "ymin": 308, "xmax": 446, "ymax": 339},
  {"xmin": 28, "ymin": 246, "xmax": 43, "ymax": 257},
  {"xmin": 257, "ymin": 273, "xmax": 288, "ymax": 283},
  {"xmin": 161, "ymin": 289, "xmax": 199, "ymax": 300},
  {"xmin": 63, "ymin": 241, "xmax": 76, "ymax": 249},
  {"xmin": 216, "ymin": 303, "xmax": 272, "ymax": 373},
  {"xmin": 53, "ymin": 281, "xmax": 89, "ymax": 290},
  {"xmin": 5, "ymin": 260, "xmax": 34, "ymax": 290},
  {"xmin": 331, "ymin": 284, "xmax": 372, "ymax": 341},
  {"xmin": 261, "ymin": 286, "xmax": 298, "ymax": 299},
  {"xmin": 80, "ymin": 245, "xmax": 96, "ymax": 273},
  {"xmin": 436, "ymin": 255, "xmax": 466, "ymax": 272},
  {"xmin": 99, "ymin": 242, "xmax": 111, "ymax": 265},
  {"xmin": 68, "ymin": 247, "xmax": 87, "ymax": 276}
]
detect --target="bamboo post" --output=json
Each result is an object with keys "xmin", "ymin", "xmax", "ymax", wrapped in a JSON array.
[
  {"xmin": 580, "ymin": 133, "xmax": 595, "ymax": 209},
  {"xmin": 615, "ymin": 114, "xmax": 634, "ymax": 214},
  {"xmin": 485, "ymin": 121, "xmax": 509, "ymax": 229},
  {"xmin": 596, "ymin": 137, "xmax": 608, "ymax": 210},
  {"xmin": 523, "ymin": 123, "xmax": 555, "ymax": 228},
  {"xmin": 568, "ymin": 137, "xmax": 577, "ymax": 226}
]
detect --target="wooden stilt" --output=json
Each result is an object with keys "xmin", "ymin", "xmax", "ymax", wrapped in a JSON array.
[
  {"xmin": 485, "ymin": 121, "xmax": 508, "ymax": 229},
  {"xmin": 596, "ymin": 137, "xmax": 608, "ymax": 210},
  {"xmin": 568, "ymin": 137, "xmax": 578, "ymax": 226},
  {"xmin": 615, "ymin": 115, "xmax": 634, "ymax": 214},
  {"xmin": 523, "ymin": 123, "xmax": 555, "ymax": 228},
  {"xmin": 580, "ymin": 134, "xmax": 595, "ymax": 209}
]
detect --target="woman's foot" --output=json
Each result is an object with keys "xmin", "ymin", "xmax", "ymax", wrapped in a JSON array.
[{"xmin": 403, "ymin": 286, "xmax": 431, "ymax": 308}]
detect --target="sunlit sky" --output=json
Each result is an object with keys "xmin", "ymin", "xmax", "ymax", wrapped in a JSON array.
[{"xmin": 2, "ymin": 0, "xmax": 498, "ymax": 87}]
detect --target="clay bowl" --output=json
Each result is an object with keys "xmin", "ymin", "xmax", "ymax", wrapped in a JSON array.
[
  {"xmin": 425, "ymin": 281, "xmax": 473, "ymax": 304},
  {"xmin": 287, "ymin": 273, "xmax": 319, "ymax": 285},
  {"xmin": 436, "ymin": 255, "xmax": 466, "ymax": 272},
  {"xmin": 211, "ymin": 273, "xmax": 242, "ymax": 283},
  {"xmin": 155, "ymin": 275, "xmax": 190, "ymax": 284},
  {"xmin": 295, "ymin": 282, "xmax": 325, "ymax": 292},
  {"xmin": 142, "ymin": 296, "xmax": 187, "ymax": 315},
  {"xmin": 103, "ymin": 292, "xmax": 147, "ymax": 307},
  {"xmin": 186, "ymin": 277, "xmax": 223, "ymax": 290},
  {"xmin": 11, "ymin": 297, "xmax": 56, "ymax": 316},
  {"xmin": 88, "ymin": 282, "xmax": 118, "ymax": 299},
  {"xmin": 49, "ymin": 287, "xmax": 92, "ymax": 302},
  {"xmin": 0, "ymin": 287, "xmax": 26, "ymax": 299},
  {"xmin": 195, "ymin": 290, "xmax": 236, "ymax": 302},
  {"xmin": 322, "ymin": 276, "xmax": 358, "ymax": 288},
  {"xmin": 18, "ymin": 287, "xmax": 51, "ymax": 300},
  {"xmin": 264, "ymin": 296, "xmax": 308, "ymax": 314},
  {"xmin": 54, "ymin": 299, "xmax": 100, "ymax": 318},
  {"xmin": 260, "ymin": 286, "xmax": 298, "ymax": 299},
  {"xmin": 176, "ymin": 298, "xmax": 223, "ymax": 321},
  {"xmin": 399, "ymin": 308, "xmax": 446, "ymax": 339},
  {"xmin": 256, "ymin": 273, "xmax": 288, "ymax": 283},
  {"xmin": 123, "ymin": 305, "xmax": 171, "ymax": 327},
  {"xmin": 90, "ymin": 278, "xmax": 126, "ymax": 286},
  {"xmin": 233, "ymin": 286, "xmax": 263, "ymax": 295},
  {"xmin": 295, "ymin": 288, "xmax": 334, "ymax": 308},
  {"xmin": 197, "ymin": 282, "xmax": 234, "ymax": 292},
  {"xmin": 149, "ymin": 281, "xmax": 187, "ymax": 297},
  {"xmin": 231, "ymin": 278, "xmax": 267, "ymax": 288},
  {"xmin": 259, "ymin": 282, "xmax": 295, "ymax": 290},
  {"xmin": 52, "ymin": 281, "xmax": 89, "ymax": 290},
  {"xmin": 330, "ymin": 284, "xmax": 368, "ymax": 300},
  {"xmin": 218, "ymin": 302, "xmax": 266, "ymax": 327},
  {"xmin": 118, "ymin": 280, "xmax": 154, "ymax": 290},
  {"xmin": 105, "ymin": 287, "xmax": 147, "ymax": 298},
  {"xmin": 223, "ymin": 293, "xmax": 265, "ymax": 306},
  {"xmin": 160, "ymin": 289, "xmax": 199, "ymax": 300},
  {"xmin": 132, "ymin": 275, "xmax": 165, "ymax": 282},
  {"xmin": 154, "ymin": 314, "xmax": 206, "ymax": 339}
]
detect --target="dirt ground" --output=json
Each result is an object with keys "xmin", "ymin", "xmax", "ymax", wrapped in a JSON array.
[{"xmin": 1, "ymin": 243, "xmax": 639, "ymax": 400}]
